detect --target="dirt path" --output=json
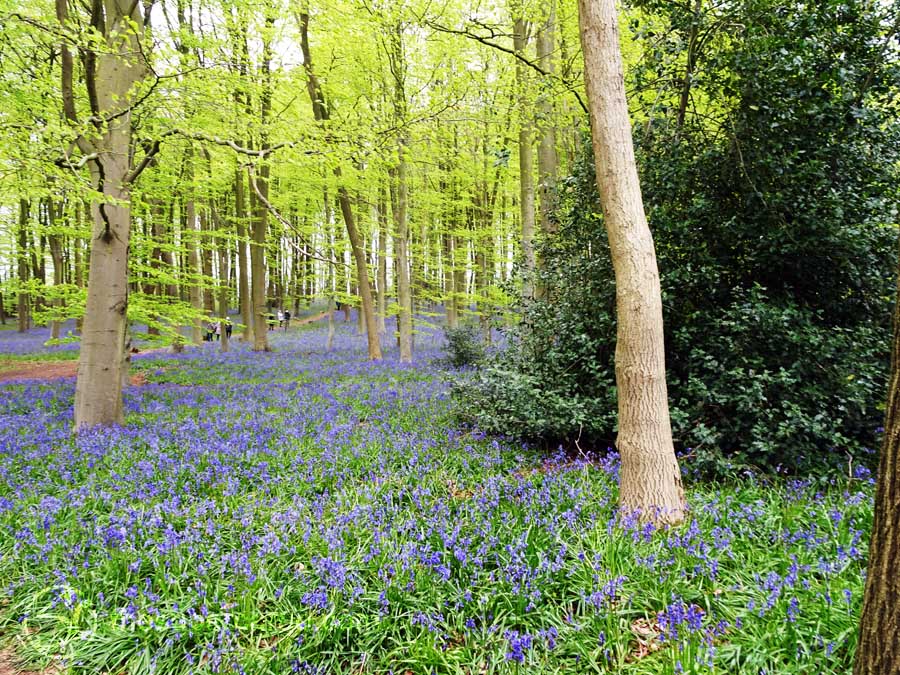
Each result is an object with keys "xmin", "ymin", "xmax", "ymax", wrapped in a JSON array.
[
  {"xmin": 294, "ymin": 310, "xmax": 330, "ymax": 326},
  {"xmin": 0, "ymin": 314, "xmax": 330, "ymax": 384},
  {"xmin": 0, "ymin": 345, "xmax": 173, "ymax": 385},
  {"xmin": 0, "ymin": 648, "xmax": 57, "ymax": 675}
]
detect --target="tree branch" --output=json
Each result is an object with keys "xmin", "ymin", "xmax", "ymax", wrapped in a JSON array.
[{"xmin": 426, "ymin": 20, "xmax": 588, "ymax": 114}]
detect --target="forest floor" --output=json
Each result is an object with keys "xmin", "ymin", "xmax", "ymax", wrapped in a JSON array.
[{"xmin": 0, "ymin": 314, "xmax": 874, "ymax": 674}]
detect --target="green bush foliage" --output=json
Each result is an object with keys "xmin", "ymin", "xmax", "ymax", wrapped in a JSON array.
[
  {"xmin": 456, "ymin": 0, "xmax": 899, "ymax": 477},
  {"xmin": 442, "ymin": 325, "xmax": 487, "ymax": 368}
]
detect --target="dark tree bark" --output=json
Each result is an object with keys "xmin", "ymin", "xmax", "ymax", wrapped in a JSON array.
[{"xmin": 854, "ymin": 257, "xmax": 900, "ymax": 675}]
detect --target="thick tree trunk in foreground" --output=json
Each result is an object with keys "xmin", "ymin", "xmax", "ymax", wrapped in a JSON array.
[
  {"xmin": 854, "ymin": 262, "xmax": 900, "ymax": 675},
  {"xmin": 69, "ymin": 0, "xmax": 149, "ymax": 430},
  {"xmin": 578, "ymin": 0, "xmax": 685, "ymax": 524}
]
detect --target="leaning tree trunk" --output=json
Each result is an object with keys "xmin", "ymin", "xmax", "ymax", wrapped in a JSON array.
[
  {"xmin": 853, "ymin": 258, "xmax": 900, "ymax": 674},
  {"xmin": 299, "ymin": 7, "xmax": 380, "ymax": 359},
  {"xmin": 578, "ymin": 0, "xmax": 685, "ymax": 524}
]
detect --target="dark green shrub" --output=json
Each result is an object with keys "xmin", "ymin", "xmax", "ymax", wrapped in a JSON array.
[
  {"xmin": 442, "ymin": 326, "xmax": 487, "ymax": 369},
  {"xmin": 455, "ymin": 0, "xmax": 898, "ymax": 476}
]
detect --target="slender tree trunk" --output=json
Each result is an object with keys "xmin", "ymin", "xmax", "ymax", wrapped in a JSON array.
[
  {"xmin": 250, "ymin": 162, "xmax": 271, "ymax": 351},
  {"xmin": 214, "ymin": 202, "xmax": 230, "ymax": 353},
  {"xmin": 185, "ymin": 180, "xmax": 204, "ymax": 344},
  {"xmin": 74, "ymin": 201, "xmax": 84, "ymax": 333},
  {"xmin": 392, "ymin": 150, "xmax": 413, "ymax": 362},
  {"xmin": 48, "ymin": 197, "xmax": 65, "ymax": 341},
  {"xmin": 513, "ymin": 16, "xmax": 537, "ymax": 300},
  {"xmin": 578, "ymin": 0, "xmax": 685, "ymax": 524},
  {"xmin": 16, "ymin": 200, "xmax": 30, "ymax": 333},
  {"xmin": 250, "ymin": 14, "xmax": 275, "ymax": 352},
  {"xmin": 337, "ymin": 184, "xmax": 381, "ymax": 358},
  {"xmin": 234, "ymin": 166, "xmax": 253, "ymax": 343},
  {"xmin": 201, "ymin": 209, "xmax": 215, "ymax": 314},
  {"xmin": 299, "ymin": 8, "xmax": 380, "ymax": 359},
  {"xmin": 853, "ymin": 257, "xmax": 900, "ymax": 675},
  {"xmin": 537, "ymin": 0, "xmax": 560, "ymax": 237},
  {"xmin": 377, "ymin": 184, "xmax": 388, "ymax": 335}
]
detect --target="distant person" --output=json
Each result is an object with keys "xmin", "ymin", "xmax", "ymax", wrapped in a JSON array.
[
  {"xmin": 215, "ymin": 322, "xmax": 221, "ymax": 341},
  {"xmin": 225, "ymin": 319, "xmax": 233, "ymax": 339},
  {"xmin": 267, "ymin": 311, "xmax": 276, "ymax": 331},
  {"xmin": 283, "ymin": 309, "xmax": 291, "ymax": 330},
  {"xmin": 205, "ymin": 321, "xmax": 215, "ymax": 342}
]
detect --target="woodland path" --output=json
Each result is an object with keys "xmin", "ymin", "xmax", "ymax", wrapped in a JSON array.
[{"xmin": 0, "ymin": 310, "xmax": 332, "ymax": 383}]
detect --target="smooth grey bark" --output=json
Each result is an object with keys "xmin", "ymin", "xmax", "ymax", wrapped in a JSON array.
[
  {"xmin": 536, "ymin": 0, "xmax": 560, "ymax": 236},
  {"xmin": 513, "ymin": 16, "xmax": 537, "ymax": 300},
  {"xmin": 60, "ymin": 0, "xmax": 152, "ymax": 430}
]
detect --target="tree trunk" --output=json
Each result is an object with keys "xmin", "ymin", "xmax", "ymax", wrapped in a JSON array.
[
  {"xmin": 377, "ymin": 184, "xmax": 388, "ymax": 335},
  {"xmin": 299, "ymin": 7, "xmax": 380, "ymax": 360},
  {"xmin": 536, "ymin": 0, "xmax": 560, "ymax": 237},
  {"xmin": 214, "ymin": 201, "xmax": 230, "ymax": 354},
  {"xmin": 73, "ymin": 201, "xmax": 85, "ymax": 333},
  {"xmin": 234, "ymin": 166, "xmax": 253, "ymax": 343},
  {"xmin": 185, "ymin": 186, "xmax": 204, "ymax": 344},
  {"xmin": 48, "ymin": 197, "xmax": 65, "ymax": 341},
  {"xmin": 16, "ymin": 200, "xmax": 30, "ymax": 333},
  {"xmin": 250, "ymin": 162, "xmax": 271, "ymax": 351},
  {"xmin": 338, "ymin": 184, "xmax": 381, "ymax": 358},
  {"xmin": 853, "ymin": 257, "xmax": 900, "ymax": 675},
  {"xmin": 390, "ymin": 154, "xmax": 414, "ymax": 361},
  {"xmin": 513, "ymin": 16, "xmax": 537, "ymax": 300},
  {"xmin": 578, "ymin": 0, "xmax": 685, "ymax": 524}
]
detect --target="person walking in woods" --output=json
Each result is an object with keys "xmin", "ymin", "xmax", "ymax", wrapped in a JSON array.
[
  {"xmin": 215, "ymin": 322, "xmax": 221, "ymax": 341},
  {"xmin": 205, "ymin": 321, "xmax": 215, "ymax": 342},
  {"xmin": 225, "ymin": 319, "xmax": 232, "ymax": 339},
  {"xmin": 283, "ymin": 309, "xmax": 291, "ymax": 330},
  {"xmin": 277, "ymin": 309, "xmax": 284, "ymax": 328},
  {"xmin": 268, "ymin": 311, "xmax": 276, "ymax": 331}
]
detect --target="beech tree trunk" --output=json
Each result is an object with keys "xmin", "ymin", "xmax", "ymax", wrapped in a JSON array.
[
  {"xmin": 578, "ymin": 0, "xmax": 685, "ymax": 524},
  {"xmin": 299, "ymin": 7, "xmax": 381, "ymax": 360},
  {"xmin": 234, "ymin": 166, "xmax": 253, "ymax": 343},
  {"xmin": 513, "ymin": 16, "xmax": 536, "ymax": 300},
  {"xmin": 185, "ymin": 181, "xmax": 204, "ymax": 344},
  {"xmin": 66, "ymin": 0, "xmax": 150, "ymax": 430},
  {"xmin": 536, "ymin": 1, "xmax": 560, "ymax": 237},
  {"xmin": 392, "ymin": 150, "xmax": 413, "ymax": 362},
  {"xmin": 377, "ymin": 185, "xmax": 388, "ymax": 335},
  {"xmin": 853, "ymin": 259, "xmax": 900, "ymax": 675},
  {"xmin": 16, "ymin": 200, "xmax": 29, "ymax": 333},
  {"xmin": 48, "ymin": 198, "xmax": 65, "ymax": 341},
  {"xmin": 250, "ymin": 162, "xmax": 271, "ymax": 351}
]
